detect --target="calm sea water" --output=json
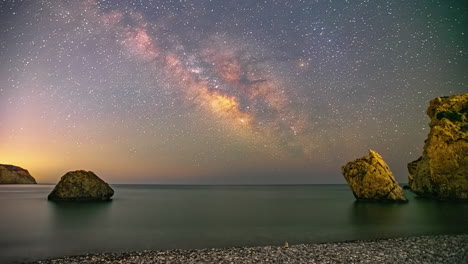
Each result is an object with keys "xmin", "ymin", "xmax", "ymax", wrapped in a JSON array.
[{"xmin": 0, "ymin": 184, "xmax": 467, "ymax": 263}]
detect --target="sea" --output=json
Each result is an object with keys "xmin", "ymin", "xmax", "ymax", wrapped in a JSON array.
[{"xmin": 1, "ymin": 184, "xmax": 467, "ymax": 263}]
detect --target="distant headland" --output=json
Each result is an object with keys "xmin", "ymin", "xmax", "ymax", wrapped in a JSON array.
[{"xmin": 0, "ymin": 164, "xmax": 37, "ymax": 184}]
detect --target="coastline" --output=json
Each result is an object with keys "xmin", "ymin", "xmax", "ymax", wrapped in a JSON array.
[{"xmin": 33, "ymin": 234, "xmax": 467, "ymax": 264}]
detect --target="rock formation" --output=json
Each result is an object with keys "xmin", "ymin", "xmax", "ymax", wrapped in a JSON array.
[
  {"xmin": 0, "ymin": 164, "xmax": 37, "ymax": 184},
  {"xmin": 342, "ymin": 150, "xmax": 408, "ymax": 202},
  {"xmin": 48, "ymin": 170, "xmax": 114, "ymax": 201},
  {"xmin": 408, "ymin": 94, "xmax": 468, "ymax": 201}
]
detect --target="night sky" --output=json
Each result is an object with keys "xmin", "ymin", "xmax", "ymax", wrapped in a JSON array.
[{"xmin": 0, "ymin": 0, "xmax": 466, "ymax": 184}]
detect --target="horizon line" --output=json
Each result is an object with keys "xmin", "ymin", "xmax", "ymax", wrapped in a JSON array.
[{"xmin": 30, "ymin": 183, "xmax": 408, "ymax": 186}]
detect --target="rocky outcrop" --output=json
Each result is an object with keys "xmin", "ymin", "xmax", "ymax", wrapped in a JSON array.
[
  {"xmin": 407, "ymin": 157, "xmax": 422, "ymax": 187},
  {"xmin": 48, "ymin": 170, "xmax": 114, "ymax": 201},
  {"xmin": 408, "ymin": 94, "xmax": 468, "ymax": 201},
  {"xmin": 0, "ymin": 164, "xmax": 37, "ymax": 184},
  {"xmin": 342, "ymin": 150, "xmax": 408, "ymax": 202}
]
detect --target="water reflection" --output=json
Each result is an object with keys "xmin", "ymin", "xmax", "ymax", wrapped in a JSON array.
[
  {"xmin": 350, "ymin": 201, "xmax": 407, "ymax": 226},
  {"xmin": 349, "ymin": 193, "xmax": 468, "ymax": 238},
  {"xmin": 48, "ymin": 201, "xmax": 113, "ymax": 229},
  {"xmin": 408, "ymin": 196, "xmax": 468, "ymax": 233}
]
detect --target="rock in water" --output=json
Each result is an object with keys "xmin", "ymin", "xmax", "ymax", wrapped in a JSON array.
[
  {"xmin": 342, "ymin": 150, "xmax": 408, "ymax": 202},
  {"xmin": 48, "ymin": 170, "xmax": 114, "ymax": 201},
  {"xmin": 408, "ymin": 94, "xmax": 468, "ymax": 201},
  {"xmin": 0, "ymin": 164, "xmax": 37, "ymax": 184}
]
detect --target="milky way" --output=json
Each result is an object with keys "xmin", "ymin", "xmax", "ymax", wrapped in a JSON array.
[{"xmin": 0, "ymin": 0, "xmax": 466, "ymax": 183}]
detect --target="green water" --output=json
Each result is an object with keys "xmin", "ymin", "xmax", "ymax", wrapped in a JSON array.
[{"xmin": 0, "ymin": 184, "xmax": 467, "ymax": 263}]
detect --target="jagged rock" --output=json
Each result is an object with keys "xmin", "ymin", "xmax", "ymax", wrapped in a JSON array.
[
  {"xmin": 48, "ymin": 170, "xmax": 114, "ymax": 201},
  {"xmin": 0, "ymin": 164, "xmax": 37, "ymax": 184},
  {"xmin": 407, "ymin": 157, "xmax": 422, "ymax": 188},
  {"xmin": 342, "ymin": 150, "xmax": 408, "ymax": 202},
  {"xmin": 408, "ymin": 94, "xmax": 468, "ymax": 201}
]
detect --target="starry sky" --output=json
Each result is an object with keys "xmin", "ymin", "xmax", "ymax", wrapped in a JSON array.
[{"xmin": 0, "ymin": 0, "xmax": 466, "ymax": 184}]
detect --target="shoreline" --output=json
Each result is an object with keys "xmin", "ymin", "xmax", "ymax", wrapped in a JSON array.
[{"xmin": 33, "ymin": 234, "xmax": 468, "ymax": 264}]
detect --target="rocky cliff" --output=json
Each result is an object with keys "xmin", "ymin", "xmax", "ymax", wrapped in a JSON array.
[
  {"xmin": 342, "ymin": 150, "xmax": 408, "ymax": 202},
  {"xmin": 0, "ymin": 164, "xmax": 37, "ymax": 184},
  {"xmin": 408, "ymin": 94, "xmax": 468, "ymax": 201},
  {"xmin": 48, "ymin": 170, "xmax": 114, "ymax": 201}
]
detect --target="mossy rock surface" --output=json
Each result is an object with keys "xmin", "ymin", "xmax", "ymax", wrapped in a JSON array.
[
  {"xmin": 461, "ymin": 124, "xmax": 468, "ymax": 132},
  {"xmin": 436, "ymin": 111, "xmax": 463, "ymax": 122},
  {"xmin": 48, "ymin": 170, "xmax": 114, "ymax": 201}
]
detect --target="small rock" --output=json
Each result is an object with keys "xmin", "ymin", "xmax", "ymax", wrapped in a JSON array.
[
  {"xmin": 48, "ymin": 170, "xmax": 114, "ymax": 201},
  {"xmin": 342, "ymin": 150, "xmax": 408, "ymax": 202}
]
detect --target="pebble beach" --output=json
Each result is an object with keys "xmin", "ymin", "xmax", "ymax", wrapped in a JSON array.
[{"xmin": 34, "ymin": 234, "xmax": 468, "ymax": 264}]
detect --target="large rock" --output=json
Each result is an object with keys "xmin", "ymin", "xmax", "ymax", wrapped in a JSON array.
[
  {"xmin": 0, "ymin": 164, "xmax": 37, "ymax": 184},
  {"xmin": 342, "ymin": 150, "xmax": 408, "ymax": 202},
  {"xmin": 48, "ymin": 170, "xmax": 114, "ymax": 201},
  {"xmin": 408, "ymin": 94, "xmax": 468, "ymax": 201}
]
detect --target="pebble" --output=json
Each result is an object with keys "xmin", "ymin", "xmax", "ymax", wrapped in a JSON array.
[{"xmin": 33, "ymin": 235, "xmax": 468, "ymax": 264}]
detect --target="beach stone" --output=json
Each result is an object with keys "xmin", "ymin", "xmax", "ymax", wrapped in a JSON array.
[
  {"xmin": 408, "ymin": 94, "xmax": 468, "ymax": 201},
  {"xmin": 342, "ymin": 150, "xmax": 408, "ymax": 202},
  {"xmin": 32, "ymin": 235, "xmax": 468, "ymax": 264},
  {"xmin": 0, "ymin": 164, "xmax": 37, "ymax": 184},
  {"xmin": 48, "ymin": 170, "xmax": 114, "ymax": 201}
]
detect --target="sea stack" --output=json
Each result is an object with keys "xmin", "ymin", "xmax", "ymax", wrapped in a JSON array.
[
  {"xmin": 408, "ymin": 94, "xmax": 468, "ymax": 201},
  {"xmin": 342, "ymin": 150, "xmax": 408, "ymax": 202},
  {"xmin": 0, "ymin": 164, "xmax": 37, "ymax": 184},
  {"xmin": 48, "ymin": 170, "xmax": 114, "ymax": 201}
]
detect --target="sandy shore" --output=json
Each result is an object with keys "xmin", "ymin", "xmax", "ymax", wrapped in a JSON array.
[{"xmin": 33, "ymin": 234, "xmax": 467, "ymax": 264}]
